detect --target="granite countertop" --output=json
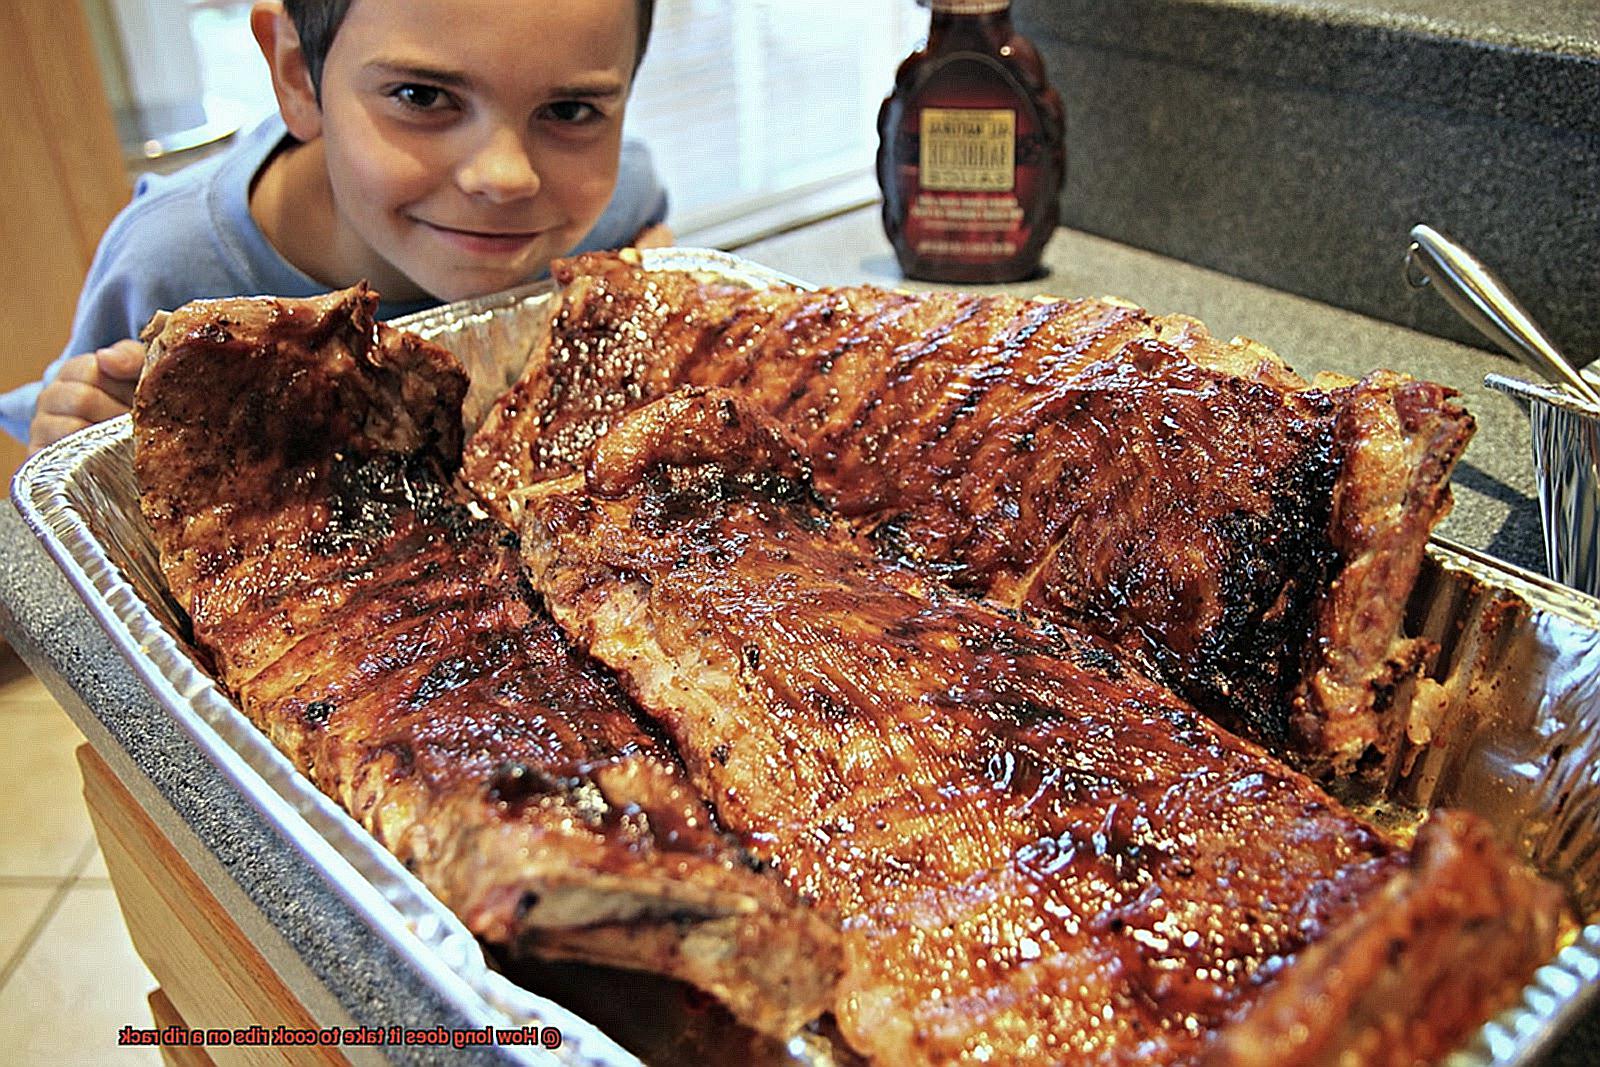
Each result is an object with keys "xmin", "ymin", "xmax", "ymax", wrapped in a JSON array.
[
  {"xmin": 1275, "ymin": 0, "xmax": 1600, "ymax": 50},
  {"xmin": 1029, "ymin": 0, "xmax": 1600, "ymax": 57},
  {"xmin": 1010, "ymin": 0, "xmax": 1600, "ymax": 363},
  {"xmin": 1016, "ymin": 0, "xmax": 1600, "ymax": 130},
  {"xmin": 0, "ymin": 212, "xmax": 1582, "ymax": 1065}
]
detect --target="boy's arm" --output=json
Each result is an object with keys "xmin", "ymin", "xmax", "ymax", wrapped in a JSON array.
[
  {"xmin": 0, "ymin": 380, "xmax": 44, "ymax": 445},
  {"xmin": 632, "ymin": 222, "xmax": 674, "ymax": 248}
]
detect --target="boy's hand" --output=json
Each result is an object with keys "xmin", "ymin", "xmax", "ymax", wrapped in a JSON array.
[
  {"xmin": 29, "ymin": 339, "xmax": 145, "ymax": 453},
  {"xmin": 632, "ymin": 223, "xmax": 674, "ymax": 250}
]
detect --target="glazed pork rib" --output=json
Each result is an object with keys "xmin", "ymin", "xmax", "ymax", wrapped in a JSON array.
[
  {"xmin": 516, "ymin": 387, "xmax": 1564, "ymax": 1066},
  {"xmin": 466, "ymin": 252, "xmax": 1474, "ymax": 775},
  {"xmin": 132, "ymin": 287, "xmax": 838, "ymax": 1040}
]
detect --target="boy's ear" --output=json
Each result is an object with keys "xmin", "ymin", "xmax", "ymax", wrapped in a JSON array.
[{"xmin": 251, "ymin": 1, "xmax": 322, "ymax": 141}]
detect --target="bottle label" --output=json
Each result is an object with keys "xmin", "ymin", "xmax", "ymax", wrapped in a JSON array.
[
  {"xmin": 920, "ymin": 108, "xmax": 1014, "ymax": 191},
  {"xmin": 906, "ymin": 96, "xmax": 1033, "ymax": 263},
  {"xmin": 907, "ymin": 189, "xmax": 1025, "ymax": 259},
  {"xmin": 880, "ymin": 39, "xmax": 1061, "ymax": 278},
  {"xmin": 884, "ymin": 49, "xmax": 1050, "ymax": 270},
  {"xmin": 929, "ymin": 1, "xmax": 1011, "ymax": 16}
]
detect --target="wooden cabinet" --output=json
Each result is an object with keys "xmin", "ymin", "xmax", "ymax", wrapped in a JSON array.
[
  {"xmin": 79, "ymin": 745, "xmax": 350, "ymax": 1067},
  {"xmin": 0, "ymin": 0, "xmax": 130, "ymax": 478}
]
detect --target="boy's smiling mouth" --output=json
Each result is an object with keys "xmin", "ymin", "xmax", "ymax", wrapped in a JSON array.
[{"xmin": 416, "ymin": 219, "xmax": 548, "ymax": 255}]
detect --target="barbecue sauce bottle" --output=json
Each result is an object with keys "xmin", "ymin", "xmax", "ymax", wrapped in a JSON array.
[{"xmin": 877, "ymin": 0, "xmax": 1065, "ymax": 283}]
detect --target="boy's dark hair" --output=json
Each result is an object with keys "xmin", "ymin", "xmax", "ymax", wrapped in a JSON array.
[{"xmin": 284, "ymin": 0, "xmax": 658, "ymax": 97}]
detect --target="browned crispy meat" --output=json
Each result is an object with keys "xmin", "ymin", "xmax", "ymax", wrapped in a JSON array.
[
  {"xmin": 1202, "ymin": 809, "xmax": 1563, "ymax": 1067},
  {"xmin": 465, "ymin": 252, "xmax": 1475, "ymax": 776},
  {"xmin": 516, "ymin": 387, "xmax": 1563, "ymax": 1067},
  {"xmin": 132, "ymin": 287, "xmax": 839, "ymax": 1040}
]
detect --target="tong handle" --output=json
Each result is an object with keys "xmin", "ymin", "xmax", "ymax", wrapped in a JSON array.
[{"xmin": 1406, "ymin": 224, "xmax": 1600, "ymax": 408}]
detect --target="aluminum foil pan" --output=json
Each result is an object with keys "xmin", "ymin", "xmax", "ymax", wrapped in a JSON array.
[
  {"xmin": 1486, "ymin": 373, "xmax": 1600, "ymax": 602},
  {"xmin": 11, "ymin": 248, "xmax": 1600, "ymax": 1066}
]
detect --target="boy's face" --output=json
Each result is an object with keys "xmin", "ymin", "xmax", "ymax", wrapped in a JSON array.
[{"xmin": 309, "ymin": 0, "xmax": 637, "ymax": 302}]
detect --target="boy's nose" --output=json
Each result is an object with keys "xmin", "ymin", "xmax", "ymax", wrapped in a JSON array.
[{"xmin": 457, "ymin": 127, "xmax": 541, "ymax": 202}]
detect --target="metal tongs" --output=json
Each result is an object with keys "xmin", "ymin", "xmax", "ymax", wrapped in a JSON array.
[{"xmin": 1404, "ymin": 223, "xmax": 1600, "ymax": 409}]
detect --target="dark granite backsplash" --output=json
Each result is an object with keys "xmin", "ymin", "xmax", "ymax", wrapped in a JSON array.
[{"xmin": 1011, "ymin": 0, "xmax": 1600, "ymax": 363}]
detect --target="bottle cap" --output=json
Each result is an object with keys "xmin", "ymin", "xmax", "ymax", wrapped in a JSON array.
[{"xmin": 928, "ymin": 0, "xmax": 1010, "ymax": 13}]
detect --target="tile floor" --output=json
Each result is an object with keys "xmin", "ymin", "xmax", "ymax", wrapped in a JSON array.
[{"xmin": 0, "ymin": 646, "xmax": 159, "ymax": 1065}]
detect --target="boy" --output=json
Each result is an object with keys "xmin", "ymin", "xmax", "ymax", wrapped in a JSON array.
[{"xmin": 3, "ymin": 0, "xmax": 669, "ymax": 452}]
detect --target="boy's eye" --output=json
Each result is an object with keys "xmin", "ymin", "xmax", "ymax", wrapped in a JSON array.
[
  {"xmin": 389, "ymin": 84, "xmax": 452, "ymax": 111},
  {"xmin": 542, "ymin": 100, "xmax": 601, "ymax": 124}
]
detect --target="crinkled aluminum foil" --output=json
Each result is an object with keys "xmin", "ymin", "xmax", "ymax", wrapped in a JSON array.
[{"xmin": 1486, "ymin": 373, "xmax": 1600, "ymax": 602}]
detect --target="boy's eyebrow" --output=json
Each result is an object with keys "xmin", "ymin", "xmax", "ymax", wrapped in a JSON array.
[
  {"xmin": 364, "ymin": 61, "xmax": 627, "ymax": 99},
  {"xmin": 548, "ymin": 82, "xmax": 627, "ymax": 100},
  {"xmin": 365, "ymin": 61, "xmax": 475, "ymax": 88}
]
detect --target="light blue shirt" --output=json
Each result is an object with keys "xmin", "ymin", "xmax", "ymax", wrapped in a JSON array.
[{"xmin": 0, "ymin": 114, "xmax": 668, "ymax": 443}]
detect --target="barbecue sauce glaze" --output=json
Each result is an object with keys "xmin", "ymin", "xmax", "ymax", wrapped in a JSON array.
[{"xmin": 877, "ymin": 0, "xmax": 1066, "ymax": 283}]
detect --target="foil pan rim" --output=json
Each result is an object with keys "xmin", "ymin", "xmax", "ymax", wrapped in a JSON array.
[
  {"xmin": 1429, "ymin": 535, "xmax": 1600, "ymax": 621},
  {"xmin": 384, "ymin": 247, "xmax": 812, "ymax": 339}
]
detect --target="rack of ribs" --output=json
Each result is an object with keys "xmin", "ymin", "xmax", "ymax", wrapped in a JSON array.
[
  {"xmin": 516, "ymin": 386, "xmax": 1564, "ymax": 1066},
  {"xmin": 132, "ymin": 286, "xmax": 839, "ymax": 1040},
  {"xmin": 465, "ymin": 252, "xmax": 1475, "ymax": 777}
]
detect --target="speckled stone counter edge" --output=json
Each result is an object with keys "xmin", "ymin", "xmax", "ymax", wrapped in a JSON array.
[
  {"xmin": 1015, "ymin": 0, "xmax": 1600, "ymax": 131},
  {"xmin": 1008, "ymin": 0, "xmax": 1599, "ymax": 365}
]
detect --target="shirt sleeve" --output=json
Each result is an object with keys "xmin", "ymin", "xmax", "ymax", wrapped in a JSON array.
[
  {"xmin": 568, "ymin": 137, "xmax": 670, "ymax": 256},
  {"xmin": 0, "ymin": 380, "xmax": 42, "ymax": 445}
]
